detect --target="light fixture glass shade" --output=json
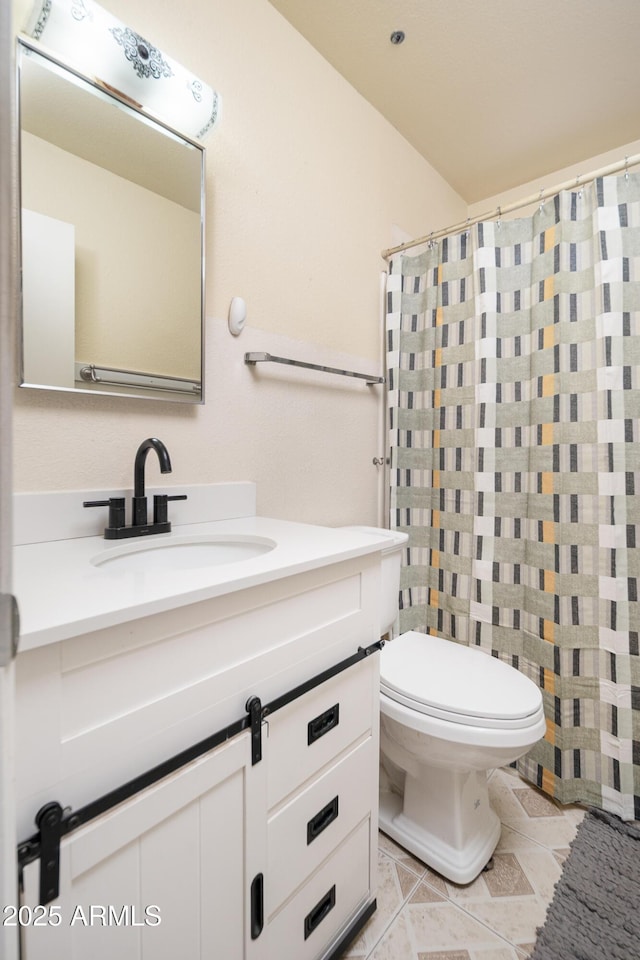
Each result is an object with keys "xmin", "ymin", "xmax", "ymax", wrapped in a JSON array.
[{"xmin": 24, "ymin": 0, "xmax": 220, "ymax": 139}]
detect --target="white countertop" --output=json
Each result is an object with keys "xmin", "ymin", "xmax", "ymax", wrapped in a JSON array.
[{"xmin": 14, "ymin": 515, "xmax": 390, "ymax": 650}]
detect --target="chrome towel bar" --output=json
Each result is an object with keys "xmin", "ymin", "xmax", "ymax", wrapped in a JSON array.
[
  {"xmin": 78, "ymin": 364, "xmax": 201, "ymax": 395},
  {"xmin": 244, "ymin": 352, "xmax": 385, "ymax": 385}
]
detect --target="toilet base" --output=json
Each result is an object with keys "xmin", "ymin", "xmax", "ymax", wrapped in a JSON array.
[{"xmin": 379, "ymin": 766, "xmax": 501, "ymax": 885}]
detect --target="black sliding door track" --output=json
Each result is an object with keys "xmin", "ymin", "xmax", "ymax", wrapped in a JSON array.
[{"xmin": 18, "ymin": 639, "xmax": 383, "ymax": 905}]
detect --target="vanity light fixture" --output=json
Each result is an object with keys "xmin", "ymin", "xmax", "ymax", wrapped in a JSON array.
[{"xmin": 23, "ymin": 0, "xmax": 220, "ymax": 139}]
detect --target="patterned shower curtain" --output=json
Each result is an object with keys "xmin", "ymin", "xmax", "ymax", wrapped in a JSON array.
[{"xmin": 386, "ymin": 172, "xmax": 640, "ymax": 819}]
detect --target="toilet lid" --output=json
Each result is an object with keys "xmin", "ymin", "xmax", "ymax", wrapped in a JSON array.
[{"xmin": 380, "ymin": 631, "xmax": 542, "ymax": 727}]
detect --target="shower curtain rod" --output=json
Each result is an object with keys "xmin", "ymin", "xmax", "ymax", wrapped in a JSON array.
[{"xmin": 382, "ymin": 152, "xmax": 640, "ymax": 260}]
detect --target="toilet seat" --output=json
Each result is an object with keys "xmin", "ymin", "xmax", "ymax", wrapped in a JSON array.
[{"xmin": 380, "ymin": 630, "xmax": 543, "ymax": 730}]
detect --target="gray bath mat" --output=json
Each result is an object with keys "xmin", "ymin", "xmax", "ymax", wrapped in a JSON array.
[{"xmin": 530, "ymin": 807, "xmax": 640, "ymax": 960}]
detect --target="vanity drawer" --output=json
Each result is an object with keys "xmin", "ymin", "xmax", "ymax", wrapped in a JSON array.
[
  {"xmin": 267, "ymin": 817, "xmax": 371, "ymax": 960},
  {"xmin": 266, "ymin": 656, "xmax": 376, "ymax": 808},
  {"xmin": 267, "ymin": 734, "xmax": 375, "ymax": 913}
]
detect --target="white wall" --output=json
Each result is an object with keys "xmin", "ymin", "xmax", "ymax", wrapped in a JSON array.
[
  {"xmin": 467, "ymin": 138, "xmax": 640, "ymax": 221},
  {"xmin": 12, "ymin": 0, "xmax": 466, "ymax": 526}
]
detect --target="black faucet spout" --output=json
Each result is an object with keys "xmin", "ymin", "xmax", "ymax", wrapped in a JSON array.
[
  {"xmin": 133, "ymin": 438, "xmax": 172, "ymax": 525},
  {"xmin": 134, "ymin": 438, "xmax": 172, "ymax": 498},
  {"xmin": 85, "ymin": 437, "xmax": 186, "ymax": 539}
]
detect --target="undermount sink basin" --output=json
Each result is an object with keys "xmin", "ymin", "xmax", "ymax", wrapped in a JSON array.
[{"xmin": 91, "ymin": 534, "xmax": 276, "ymax": 573}]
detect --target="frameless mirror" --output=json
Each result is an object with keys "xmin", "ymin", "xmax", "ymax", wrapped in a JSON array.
[{"xmin": 17, "ymin": 38, "xmax": 205, "ymax": 403}]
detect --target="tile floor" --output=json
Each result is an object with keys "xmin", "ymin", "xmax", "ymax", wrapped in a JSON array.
[{"xmin": 345, "ymin": 766, "xmax": 586, "ymax": 960}]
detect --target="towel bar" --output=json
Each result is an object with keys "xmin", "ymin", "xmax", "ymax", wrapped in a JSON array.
[
  {"xmin": 78, "ymin": 364, "xmax": 201, "ymax": 395},
  {"xmin": 244, "ymin": 352, "xmax": 385, "ymax": 385}
]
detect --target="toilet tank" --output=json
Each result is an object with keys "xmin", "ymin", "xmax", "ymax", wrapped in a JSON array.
[{"xmin": 341, "ymin": 526, "xmax": 408, "ymax": 636}]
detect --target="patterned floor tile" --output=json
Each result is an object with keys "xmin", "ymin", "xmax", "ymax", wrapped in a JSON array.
[
  {"xmin": 512, "ymin": 788, "xmax": 564, "ymax": 818},
  {"xmin": 439, "ymin": 869, "xmax": 490, "ymax": 903},
  {"xmin": 552, "ymin": 848, "xmax": 570, "ymax": 866},
  {"xmin": 420, "ymin": 869, "xmax": 450, "ymax": 898},
  {"xmin": 379, "ymin": 831, "xmax": 430, "ymax": 879},
  {"xmin": 518, "ymin": 945, "xmax": 536, "ymax": 959},
  {"xmin": 366, "ymin": 913, "xmax": 416, "ymax": 959},
  {"xmin": 409, "ymin": 881, "xmax": 447, "ymax": 905},
  {"xmin": 510, "ymin": 846, "xmax": 563, "ymax": 902},
  {"xmin": 470, "ymin": 950, "xmax": 524, "ymax": 960},
  {"xmin": 487, "ymin": 769, "xmax": 585, "ymax": 850},
  {"xmin": 453, "ymin": 895, "xmax": 548, "ymax": 950},
  {"xmin": 403, "ymin": 900, "xmax": 519, "ymax": 954},
  {"xmin": 417, "ymin": 951, "xmax": 471, "ymax": 959},
  {"xmin": 343, "ymin": 851, "xmax": 419, "ymax": 958},
  {"xmin": 481, "ymin": 853, "xmax": 534, "ymax": 898},
  {"xmin": 356, "ymin": 767, "xmax": 583, "ymax": 960}
]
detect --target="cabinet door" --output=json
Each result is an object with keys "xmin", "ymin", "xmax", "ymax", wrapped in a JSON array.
[{"xmin": 20, "ymin": 731, "xmax": 267, "ymax": 960}]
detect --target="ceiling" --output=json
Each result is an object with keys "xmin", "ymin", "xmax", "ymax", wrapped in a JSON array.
[{"xmin": 267, "ymin": 0, "xmax": 640, "ymax": 204}]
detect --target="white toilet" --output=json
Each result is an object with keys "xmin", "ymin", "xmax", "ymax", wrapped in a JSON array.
[{"xmin": 345, "ymin": 525, "xmax": 546, "ymax": 885}]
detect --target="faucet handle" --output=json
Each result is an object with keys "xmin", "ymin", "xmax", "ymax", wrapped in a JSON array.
[
  {"xmin": 153, "ymin": 493, "xmax": 187, "ymax": 525},
  {"xmin": 83, "ymin": 498, "xmax": 126, "ymax": 531}
]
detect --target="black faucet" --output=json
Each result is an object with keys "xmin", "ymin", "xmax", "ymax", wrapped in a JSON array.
[
  {"xmin": 132, "ymin": 438, "xmax": 173, "ymax": 526},
  {"xmin": 83, "ymin": 437, "xmax": 187, "ymax": 539}
]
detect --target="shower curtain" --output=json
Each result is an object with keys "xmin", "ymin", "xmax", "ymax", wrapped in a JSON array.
[{"xmin": 386, "ymin": 172, "xmax": 640, "ymax": 819}]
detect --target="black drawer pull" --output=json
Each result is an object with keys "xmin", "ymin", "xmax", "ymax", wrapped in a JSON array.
[
  {"xmin": 250, "ymin": 873, "xmax": 264, "ymax": 940},
  {"xmin": 307, "ymin": 703, "xmax": 340, "ymax": 745},
  {"xmin": 307, "ymin": 795, "xmax": 339, "ymax": 845},
  {"xmin": 304, "ymin": 884, "xmax": 336, "ymax": 940}
]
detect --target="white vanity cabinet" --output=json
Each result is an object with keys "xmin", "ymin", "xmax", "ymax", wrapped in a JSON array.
[
  {"xmin": 15, "ymin": 547, "xmax": 382, "ymax": 960},
  {"xmin": 20, "ymin": 730, "xmax": 267, "ymax": 960}
]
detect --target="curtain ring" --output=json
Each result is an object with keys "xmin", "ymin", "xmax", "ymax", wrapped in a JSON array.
[
  {"xmin": 496, "ymin": 206, "xmax": 502, "ymax": 229},
  {"xmin": 538, "ymin": 188, "xmax": 545, "ymax": 212},
  {"xmin": 625, "ymin": 156, "xmax": 630, "ymax": 181}
]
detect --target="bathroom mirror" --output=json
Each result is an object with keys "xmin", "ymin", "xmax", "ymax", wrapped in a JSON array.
[{"xmin": 17, "ymin": 38, "xmax": 205, "ymax": 403}]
